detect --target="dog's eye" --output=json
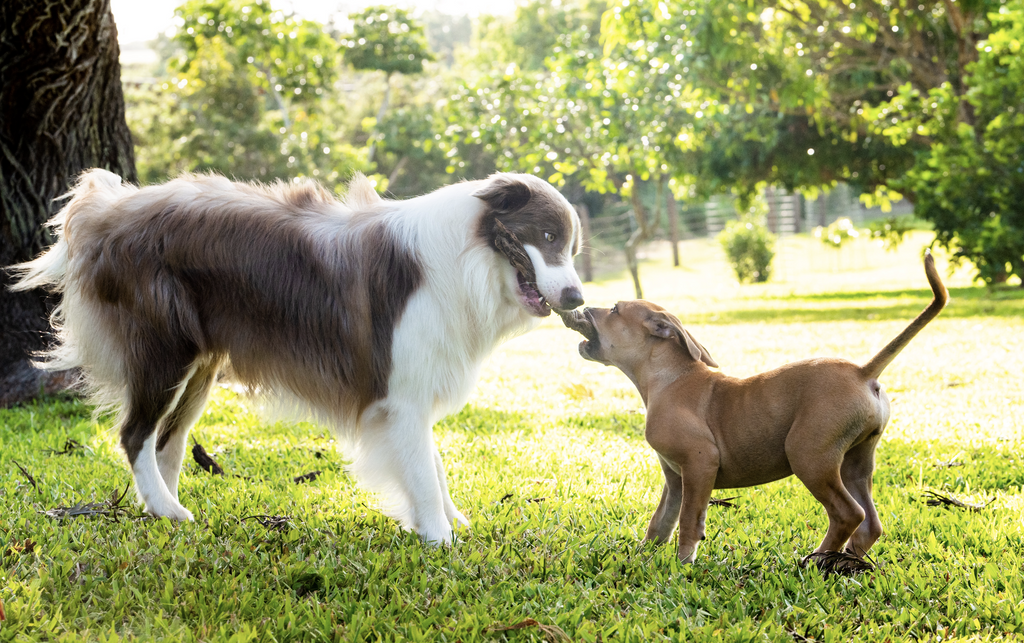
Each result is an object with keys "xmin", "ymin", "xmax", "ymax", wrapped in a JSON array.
[
  {"xmin": 611, "ymin": 304, "xmax": 618, "ymax": 314},
  {"xmin": 544, "ymin": 232, "xmax": 556, "ymax": 243}
]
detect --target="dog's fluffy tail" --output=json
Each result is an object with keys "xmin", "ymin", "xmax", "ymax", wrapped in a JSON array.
[
  {"xmin": 860, "ymin": 251, "xmax": 948, "ymax": 380},
  {"xmin": 9, "ymin": 169, "xmax": 129, "ymax": 294},
  {"xmin": 7, "ymin": 169, "xmax": 134, "ymax": 386}
]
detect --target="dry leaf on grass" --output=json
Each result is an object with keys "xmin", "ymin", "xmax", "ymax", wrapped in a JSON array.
[
  {"xmin": 801, "ymin": 550, "xmax": 875, "ymax": 576},
  {"xmin": 192, "ymin": 440, "xmax": 224, "ymax": 475},
  {"xmin": 488, "ymin": 618, "xmax": 570, "ymax": 643}
]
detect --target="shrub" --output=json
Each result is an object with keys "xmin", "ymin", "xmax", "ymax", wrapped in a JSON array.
[{"xmin": 718, "ymin": 219, "xmax": 776, "ymax": 283}]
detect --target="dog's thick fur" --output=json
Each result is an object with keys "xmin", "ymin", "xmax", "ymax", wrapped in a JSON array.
[
  {"xmin": 10, "ymin": 169, "xmax": 584, "ymax": 544},
  {"xmin": 560, "ymin": 254, "xmax": 947, "ymax": 564}
]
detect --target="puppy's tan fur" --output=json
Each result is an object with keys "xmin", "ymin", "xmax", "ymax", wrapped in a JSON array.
[{"xmin": 562, "ymin": 254, "xmax": 947, "ymax": 564}]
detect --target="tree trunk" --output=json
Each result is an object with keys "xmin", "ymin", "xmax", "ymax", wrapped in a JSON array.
[
  {"xmin": 0, "ymin": 0, "xmax": 137, "ymax": 407},
  {"xmin": 624, "ymin": 180, "xmax": 652, "ymax": 299},
  {"xmin": 367, "ymin": 70, "xmax": 393, "ymax": 164},
  {"xmin": 667, "ymin": 189, "xmax": 680, "ymax": 267},
  {"xmin": 575, "ymin": 203, "xmax": 593, "ymax": 283}
]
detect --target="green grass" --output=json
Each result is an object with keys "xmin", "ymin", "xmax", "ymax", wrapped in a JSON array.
[{"xmin": 2, "ymin": 233, "xmax": 1023, "ymax": 642}]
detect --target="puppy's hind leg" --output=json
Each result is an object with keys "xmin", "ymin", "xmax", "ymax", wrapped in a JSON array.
[
  {"xmin": 155, "ymin": 359, "xmax": 221, "ymax": 501},
  {"xmin": 840, "ymin": 435, "xmax": 884, "ymax": 556},
  {"xmin": 787, "ymin": 434, "xmax": 866, "ymax": 554}
]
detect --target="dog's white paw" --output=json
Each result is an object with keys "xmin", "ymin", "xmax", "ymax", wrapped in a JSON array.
[
  {"xmin": 417, "ymin": 518, "xmax": 455, "ymax": 547},
  {"xmin": 147, "ymin": 501, "xmax": 194, "ymax": 522},
  {"xmin": 449, "ymin": 508, "xmax": 470, "ymax": 530}
]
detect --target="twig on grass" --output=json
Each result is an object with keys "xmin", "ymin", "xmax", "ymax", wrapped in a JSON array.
[
  {"xmin": 192, "ymin": 439, "xmax": 224, "ymax": 475},
  {"xmin": 241, "ymin": 514, "xmax": 291, "ymax": 530},
  {"xmin": 922, "ymin": 490, "xmax": 994, "ymax": 511},
  {"xmin": 801, "ymin": 549, "xmax": 875, "ymax": 576},
  {"xmin": 709, "ymin": 496, "xmax": 738, "ymax": 508},
  {"xmin": 42, "ymin": 483, "xmax": 135, "ymax": 521},
  {"xmin": 293, "ymin": 471, "xmax": 322, "ymax": 484},
  {"xmin": 12, "ymin": 460, "xmax": 37, "ymax": 492},
  {"xmin": 43, "ymin": 438, "xmax": 87, "ymax": 456},
  {"xmin": 488, "ymin": 618, "xmax": 570, "ymax": 643}
]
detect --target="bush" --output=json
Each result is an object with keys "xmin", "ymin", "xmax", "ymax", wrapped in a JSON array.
[{"xmin": 718, "ymin": 219, "xmax": 776, "ymax": 283}]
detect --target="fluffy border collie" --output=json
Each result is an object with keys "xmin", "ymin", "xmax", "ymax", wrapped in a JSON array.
[{"xmin": 11, "ymin": 169, "xmax": 584, "ymax": 544}]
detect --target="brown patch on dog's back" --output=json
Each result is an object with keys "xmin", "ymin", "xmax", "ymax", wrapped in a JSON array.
[{"xmin": 68, "ymin": 175, "xmax": 422, "ymax": 435}]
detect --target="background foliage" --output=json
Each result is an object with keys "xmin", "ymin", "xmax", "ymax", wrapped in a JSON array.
[{"xmin": 121, "ymin": 0, "xmax": 1024, "ymax": 283}]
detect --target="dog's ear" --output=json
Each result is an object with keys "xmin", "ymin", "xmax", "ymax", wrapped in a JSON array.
[
  {"xmin": 472, "ymin": 174, "xmax": 532, "ymax": 213},
  {"xmin": 644, "ymin": 312, "xmax": 718, "ymax": 367},
  {"xmin": 345, "ymin": 173, "xmax": 382, "ymax": 208},
  {"xmin": 680, "ymin": 328, "xmax": 718, "ymax": 368}
]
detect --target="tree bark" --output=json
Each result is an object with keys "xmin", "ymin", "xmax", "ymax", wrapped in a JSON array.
[
  {"xmin": 575, "ymin": 203, "xmax": 593, "ymax": 283},
  {"xmin": 0, "ymin": 0, "xmax": 136, "ymax": 407},
  {"xmin": 667, "ymin": 189, "xmax": 680, "ymax": 267},
  {"xmin": 624, "ymin": 180, "xmax": 652, "ymax": 299}
]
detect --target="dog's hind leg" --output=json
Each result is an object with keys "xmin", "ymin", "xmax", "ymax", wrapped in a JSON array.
[
  {"xmin": 121, "ymin": 353, "xmax": 201, "ymax": 522},
  {"xmin": 433, "ymin": 448, "xmax": 470, "ymax": 529},
  {"xmin": 155, "ymin": 358, "xmax": 220, "ymax": 501},
  {"xmin": 788, "ymin": 442, "xmax": 866, "ymax": 554},
  {"xmin": 840, "ymin": 435, "xmax": 883, "ymax": 556}
]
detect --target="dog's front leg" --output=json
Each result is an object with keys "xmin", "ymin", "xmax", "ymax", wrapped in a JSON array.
[
  {"xmin": 674, "ymin": 445, "xmax": 720, "ymax": 564},
  {"xmin": 433, "ymin": 447, "xmax": 470, "ymax": 530},
  {"xmin": 357, "ymin": 406, "xmax": 455, "ymax": 546},
  {"xmin": 644, "ymin": 455, "xmax": 682, "ymax": 544}
]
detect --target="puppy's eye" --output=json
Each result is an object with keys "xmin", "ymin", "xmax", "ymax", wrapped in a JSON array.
[
  {"xmin": 544, "ymin": 232, "xmax": 556, "ymax": 243},
  {"xmin": 610, "ymin": 304, "xmax": 618, "ymax": 314}
]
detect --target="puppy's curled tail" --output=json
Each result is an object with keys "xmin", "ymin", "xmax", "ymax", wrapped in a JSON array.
[
  {"xmin": 8, "ymin": 169, "xmax": 129, "ymax": 294},
  {"xmin": 860, "ymin": 251, "xmax": 948, "ymax": 380}
]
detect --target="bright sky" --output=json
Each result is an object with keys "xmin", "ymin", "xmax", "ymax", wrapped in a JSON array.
[{"xmin": 110, "ymin": 0, "xmax": 516, "ymax": 44}]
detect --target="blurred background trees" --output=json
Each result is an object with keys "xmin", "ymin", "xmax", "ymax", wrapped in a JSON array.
[{"xmin": 107, "ymin": 0, "xmax": 1024, "ymax": 288}]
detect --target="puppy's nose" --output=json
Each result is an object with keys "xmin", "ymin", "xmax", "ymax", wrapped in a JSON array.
[{"xmin": 559, "ymin": 286, "xmax": 585, "ymax": 310}]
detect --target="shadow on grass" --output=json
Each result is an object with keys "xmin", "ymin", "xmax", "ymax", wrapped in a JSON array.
[{"xmin": 689, "ymin": 286, "xmax": 1024, "ymax": 325}]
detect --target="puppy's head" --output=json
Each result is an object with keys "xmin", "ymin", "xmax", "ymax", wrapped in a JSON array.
[
  {"xmin": 474, "ymin": 174, "xmax": 585, "ymax": 317},
  {"xmin": 559, "ymin": 301, "xmax": 717, "ymax": 370}
]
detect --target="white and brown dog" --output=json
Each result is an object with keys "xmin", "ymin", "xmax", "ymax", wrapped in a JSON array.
[{"xmin": 10, "ymin": 169, "xmax": 585, "ymax": 544}]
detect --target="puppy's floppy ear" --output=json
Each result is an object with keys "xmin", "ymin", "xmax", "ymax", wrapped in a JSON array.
[
  {"xmin": 643, "ymin": 312, "xmax": 718, "ymax": 368},
  {"xmin": 472, "ymin": 174, "xmax": 532, "ymax": 213}
]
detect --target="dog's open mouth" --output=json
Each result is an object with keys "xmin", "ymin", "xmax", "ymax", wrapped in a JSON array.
[
  {"xmin": 517, "ymin": 271, "xmax": 551, "ymax": 317},
  {"xmin": 557, "ymin": 308, "xmax": 598, "ymax": 357}
]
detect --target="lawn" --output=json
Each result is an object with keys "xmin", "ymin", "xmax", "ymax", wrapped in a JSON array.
[{"xmin": 2, "ymin": 232, "xmax": 1022, "ymax": 642}]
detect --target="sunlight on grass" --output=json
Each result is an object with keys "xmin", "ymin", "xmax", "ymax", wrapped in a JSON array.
[{"xmin": 1, "ymin": 232, "xmax": 1022, "ymax": 642}]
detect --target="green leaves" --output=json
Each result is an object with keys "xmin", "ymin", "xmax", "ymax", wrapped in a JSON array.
[{"xmin": 341, "ymin": 6, "xmax": 433, "ymax": 76}]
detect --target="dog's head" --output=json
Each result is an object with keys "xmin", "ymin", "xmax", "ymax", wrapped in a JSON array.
[
  {"xmin": 559, "ymin": 300, "xmax": 717, "ymax": 371},
  {"xmin": 474, "ymin": 174, "xmax": 585, "ymax": 317}
]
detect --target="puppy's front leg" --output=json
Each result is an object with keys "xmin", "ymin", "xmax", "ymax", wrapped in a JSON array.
[
  {"xmin": 644, "ymin": 455, "xmax": 682, "ymax": 544},
  {"xmin": 674, "ymin": 445, "xmax": 720, "ymax": 564}
]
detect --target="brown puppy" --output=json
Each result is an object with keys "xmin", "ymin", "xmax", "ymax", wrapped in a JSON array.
[{"xmin": 560, "ymin": 253, "xmax": 947, "ymax": 564}]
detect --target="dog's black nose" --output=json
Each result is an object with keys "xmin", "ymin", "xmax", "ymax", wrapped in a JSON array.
[{"xmin": 559, "ymin": 286, "xmax": 585, "ymax": 310}]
